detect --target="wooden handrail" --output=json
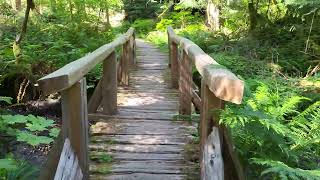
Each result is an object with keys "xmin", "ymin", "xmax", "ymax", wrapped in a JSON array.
[
  {"xmin": 38, "ymin": 28, "xmax": 135, "ymax": 95},
  {"xmin": 167, "ymin": 26, "xmax": 245, "ymax": 180},
  {"xmin": 167, "ymin": 26, "xmax": 243, "ymax": 104},
  {"xmin": 38, "ymin": 27, "xmax": 136, "ymax": 180}
]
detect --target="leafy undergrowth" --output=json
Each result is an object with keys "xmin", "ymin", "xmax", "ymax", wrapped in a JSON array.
[{"xmin": 143, "ymin": 9, "xmax": 320, "ymax": 179}]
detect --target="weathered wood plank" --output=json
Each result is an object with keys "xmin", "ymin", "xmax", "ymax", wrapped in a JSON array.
[
  {"xmin": 167, "ymin": 26, "xmax": 244, "ymax": 104},
  {"xmin": 169, "ymin": 40, "xmax": 179, "ymax": 88},
  {"xmin": 90, "ymin": 119, "xmax": 194, "ymax": 135},
  {"xmin": 192, "ymin": 88, "xmax": 201, "ymax": 110},
  {"xmin": 54, "ymin": 138, "xmax": 83, "ymax": 180},
  {"xmin": 61, "ymin": 78, "xmax": 89, "ymax": 179},
  {"xmin": 91, "ymin": 134, "xmax": 188, "ymax": 145},
  {"xmin": 90, "ymin": 160, "xmax": 190, "ymax": 174},
  {"xmin": 120, "ymin": 41, "xmax": 130, "ymax": 85},
  {"xmin": 88, "ymin": 78, "xmax": 102, "ymax": 113},
  {"xmin": 179, "ymin": 50, "xmax": 192, "ymax": 115},
  {"xmin": 199, "ymin": 79, "xmax": 224, "ymax": 179},
  {"xmin": 90, "ymin": 173, "xmax": 185, "ymax": 180},
  {"xmin": 89, "ymin": 144, "xmax": 184, "ymax": 154},
  {"xmin": 102, "ymin": 51, "xmax": 117, "ymax": 115},
  {"xmin": 38, "ymin": 28, "xmax": 134, "ymax": 95},
  {"xmin": 201, "ymin": 127, "xmax": 224, "ymax": 180},
  {"xmin": 90, "ymin": 152, "xmax": 184, "ymax": 161}
]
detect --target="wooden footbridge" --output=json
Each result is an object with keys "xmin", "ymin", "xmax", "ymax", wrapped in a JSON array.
[{"xmin": 38, "ymin": 27, "xmax": 244, "ymax": 180}]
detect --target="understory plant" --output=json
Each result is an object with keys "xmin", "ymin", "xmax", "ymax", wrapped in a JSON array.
[{"xmin": 220, "ymin": 79, "xmax": 320, "ymax": 179}]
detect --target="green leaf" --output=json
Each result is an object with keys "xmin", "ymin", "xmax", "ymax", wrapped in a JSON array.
[
  {"xmin": 49, "ymin": 128, "xmax": 60, "ymax": 138},
  {"xmin": 0, "ymin": 96, "xmax": 13, "ymax": 104},
  {"xmin": 1, "ymin": 115, "xmax": 28, "ymax": 125},
  {"xmin": 25, "ymin": 115, "xmax": 55, "ymax": 132},
  {"xmin": 0, "ymin": 159, "xmax": 17, "ymax": 170},
  {"xmin": 16, "ymin": 131, "xmax": 53, "ymax": 146}
]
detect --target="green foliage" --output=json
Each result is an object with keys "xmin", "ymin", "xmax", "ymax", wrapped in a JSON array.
[
  {"xmin": 0, "ymin": 156, "xmax": 38, "ymax": 180},
  {"xmin": 90, "ymin": 152, "xmax": 113, "ymax": 163},
  {"xmin": 0, "ymin": 97, "xmax": 12, "ymax": 104},
  {"xmin": 220, "ymin": 79, "xmax": 320, "ymax": 178},
  {"xmin": 0, "ymin": 114, "xmax": 59, "ymax": 146},
  {"xmin": 123, "ymin": 0, "xmax": 162, "ymax": 22},
  {"xmin": 252, "ymin": 158, "xmax": 320, "ymax": 180},
  {"xmin": 131, "ymin": 19, "xmax": 156, "ymax": 37}
]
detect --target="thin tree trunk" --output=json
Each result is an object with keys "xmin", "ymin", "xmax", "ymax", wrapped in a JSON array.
[
  {"xmin": 106, "ymin": 6, "xmax": 111, "ymax": 27},
  {"xmin": 15, "ymin": 0, "xmax": 21, "ymax": 11},
  {"xmin": 248, "ymin": 0, "xmax": 258, "ymax": 31},
  {"xmin": 15, "ymin": 0, "xmax": 34, "ymax": 44},
  {"xmin": 206, "ymin": 0, "xmax": 220, "ymax": 31},
  {"xmin": 14, "ymin": 0, "xmax": 34, "ymax": 63}
]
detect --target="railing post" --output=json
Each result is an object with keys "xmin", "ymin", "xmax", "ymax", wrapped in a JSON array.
[
  {"xmin": 102, "ymin": 51, "xmax": 117, "ymax": 115},
  {"xmin": 120, "ymin": 41, "xmax": 129, "ymax": 85},
  {"xmin": 169, "ymin": 40, "xmax": 179, "ymax": 89},
  {"xmin": 199, "ymin": 79, "xmax": 224, "ymax": 180},
  {"xmin": 129, "ymin": 34, "xmax": 136, "ymax": 66},
  {"xmin": 133, "ymin": 32, "xmax": 136, "ymax": 65},
  {"xmin": 179, "ymin": 50, "xmax": 192, "ymax": 115},
  {"xmin": 61, "ymin": 78, "xmax": 89, "ymax": 179}
]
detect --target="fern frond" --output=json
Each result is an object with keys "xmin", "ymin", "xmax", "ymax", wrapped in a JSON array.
[{"xmin": 251, "ymin": 158, "xmax": 320, "ymax": 180}]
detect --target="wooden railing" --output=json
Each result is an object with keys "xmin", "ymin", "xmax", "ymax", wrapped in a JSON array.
[
  {"xmin": 167, "ymin": 26, "xmax": 245, "ymax": 180},
  {"xmin": 38, "ymin": 28, "xmax": 136, "ymax": 180}
]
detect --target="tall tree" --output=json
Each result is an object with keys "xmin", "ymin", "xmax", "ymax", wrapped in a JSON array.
[
  {"xmin": 13, "ymin": 0, "xmax": 34, "ymax": 63},
  {"xmin": 206, "ymin": 0, "xmax": 220, "ymax": 31}
]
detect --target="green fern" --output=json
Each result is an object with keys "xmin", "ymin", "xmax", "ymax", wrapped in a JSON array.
[
  {"xmin": 220, "ymin": 79, "xmax": 320, "ymax": 178},
  {"xmin": 252, "ymin": 158, "xmax": 320, "ymax": 180}
]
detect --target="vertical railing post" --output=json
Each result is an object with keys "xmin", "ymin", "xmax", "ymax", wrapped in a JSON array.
[
  {"xmin": 129, "ymin": 34, "xmax": 136, "ymax": 66},
  {"xmin": 61, "ymin": 78, "xmax": 89, "ymax": 179},
  {"xmin": 179, "ymin": 50, "xmax": 192, "ymax": 115},
  {"xmin": 102, "ymin": 51, "xmax": 117, "ymax": 115},
  {"xmin": 121, "ymin": 41, "xmax": 129, "ymax": 85},
  {"xmin": 199, "ymin": 79, "xmax": 224, "ymax": 180},
  {"xmin": 133, "ymin": 32, "xmax": 136, "ymax": 65},
  {"xmin": 169, "ymin": 40, "xmax": 179, "ymax": 89}
]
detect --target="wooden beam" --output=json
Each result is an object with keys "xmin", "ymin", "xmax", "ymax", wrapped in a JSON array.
[
  {"xmin": 61, "ymin": 78, "xmax": 89, "ymax": 179},
  {"xmin": 202, "ymin": 127, "xmax": 224, "ymax": 180},
  {"xmin": 54, "ymin": 138, "xmax": 83, "ymax": 180},
  {"xmin": 38, "ymin": 28, "xmax": 134, "ymax": 95},
  {"xmin": 191, "ymin": 88, "xmax": 201, "ymax": 110},
  {"xmin": 120, "ymin": 42, "xmax": 130, "ymax": 85},
  {"xmin": 179, "ymin": 50, "xmax": 192, "ymax": 115},
  {"xmin": 200, "ymin": 79, "xmax": 224, "ymax": 179},
  {"xmin": 102, "ymin": 51, "xmax": 117, "ymax": 115},
  {"xmin": 167, "ymin": 26, "xmax": 244, "ymax": 104},
  {"xmin": 88, "ymin": 78, "xmax": 102, "ymax": 113},
  {"xmin": 169, "ymin": 40, "xmax": 179, "ymax": 89}
]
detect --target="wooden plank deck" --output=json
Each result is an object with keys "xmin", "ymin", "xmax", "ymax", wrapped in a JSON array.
[{"xmin": 89, "ymin": 40, "xmax": 197, "ymax": 180}]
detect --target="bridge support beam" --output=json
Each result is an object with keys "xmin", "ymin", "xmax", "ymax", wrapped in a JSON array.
[
  {"xmin": 61, "ymin": 78, "xmax": 89, "ymax": 179},
  {"xmin": 102, "ymin": 51, "xmax": 117, "ymax": 115},
  {"xmin": 169, "ymin": 40, "xmax": 179, "ymax": 89},
  {"xmin": 179, "ymin": 50, "xmax": 192, "ymax": 115}
]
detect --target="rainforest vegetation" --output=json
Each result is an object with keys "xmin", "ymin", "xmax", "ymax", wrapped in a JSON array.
[{"xmin": 0, "ymin": 0, "xmax": 320, "ymax": 179}]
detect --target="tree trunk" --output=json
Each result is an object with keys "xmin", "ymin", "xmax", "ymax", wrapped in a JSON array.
[
  {"xmin": 106, "ymin": 6, "xmax": 111, "ymax": 27},
  {"xmin": 15, "ymin": 0, "xmax": 21, "ymax": 11},
  {"xmin": 206, "ymin": 0, "xmax": 220, "ymax": 31},
  {"xmin": 248, "ymin": 2, "xmax": 258, "ymax": 31},
  {"xmin": 15, "ymin": 0, "xmax": 34, "ymax": 44},
  {"xmin": 14, "ymin": 0, "xmax": 34, "ymax": 63}
]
